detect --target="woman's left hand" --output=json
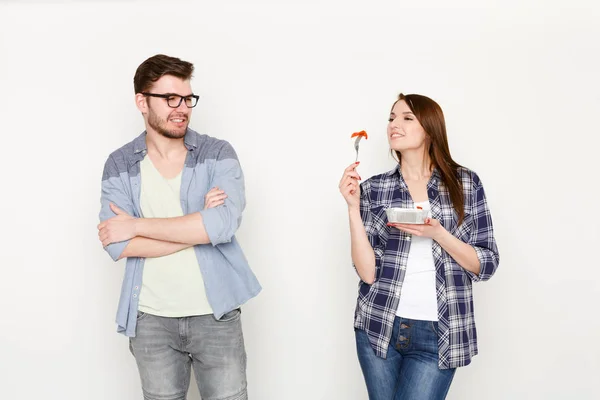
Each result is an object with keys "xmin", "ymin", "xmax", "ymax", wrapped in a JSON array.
[{"xmin": 387, "ymin": 218, "xmax": 447, "ymax": 241}]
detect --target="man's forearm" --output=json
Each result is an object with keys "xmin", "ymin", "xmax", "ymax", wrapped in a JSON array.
[
  {"xmin": 134, "ymin": 212, "xmax": 211, "ymax": 245},
  {"xmin": 118, "ymin": 237, "xmax": 193, "ymax": 260}
]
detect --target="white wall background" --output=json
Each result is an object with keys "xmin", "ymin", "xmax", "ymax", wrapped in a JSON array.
[{"xmin": 0, "ymin": 0, "xmax": 598, "ymax": 399}]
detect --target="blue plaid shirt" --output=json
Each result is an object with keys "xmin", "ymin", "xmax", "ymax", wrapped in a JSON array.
[{"xmin": 353, "ymin": 165, "xmax": 499, "ymax": 369}]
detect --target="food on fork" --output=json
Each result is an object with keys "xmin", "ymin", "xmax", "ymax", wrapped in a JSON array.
[{"xmin": 351, "ymin": 130, "xmax": 368, "ymax": 140}]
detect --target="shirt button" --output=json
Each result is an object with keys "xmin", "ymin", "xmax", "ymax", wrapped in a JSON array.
[
  {"xmin": 405, "ymin": 236, "xmax": 411, "ymax": 241},
  {"xmin": 395, "ymin": 289, "xmax": 401, "ymax": 296},
  {"xmin": 133, "ymin": 294, "xmax": 137, "ymax": 298},
  {"xmin": 134, "ymin": 286, "xmax": 139, "ymax": 290}
]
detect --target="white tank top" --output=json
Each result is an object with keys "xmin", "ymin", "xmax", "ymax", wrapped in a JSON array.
[{"xmin": 396, "ymin": 200, "xmax": 439, "ymax": 321}]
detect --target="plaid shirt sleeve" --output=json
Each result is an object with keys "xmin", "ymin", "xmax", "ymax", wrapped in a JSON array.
[
  {"xmin": 465, "ymin": 173, "xmax": 500, "ymax": 282},
  {"xmin": 354, "ymin": 179, "xmax": 388, "ymax": 281}
]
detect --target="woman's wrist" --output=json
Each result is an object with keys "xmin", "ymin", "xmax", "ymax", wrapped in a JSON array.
[
  {"xmin": 348, "ymin": 205, "xmax": 360, "ymax": 215},
  {"xmin": 432, "ymin": 226, "xmax": 451, "ymax": 244}
]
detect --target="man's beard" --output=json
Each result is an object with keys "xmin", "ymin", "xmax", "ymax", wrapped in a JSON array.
[{"xmin": 147, "ymin": 108, "xmax": 188, "ymax": 139}]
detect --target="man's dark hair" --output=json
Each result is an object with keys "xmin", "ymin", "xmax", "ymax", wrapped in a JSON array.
[{"xmin": 133, "ymin": 54, "xmax": 194, "ymax": 94}]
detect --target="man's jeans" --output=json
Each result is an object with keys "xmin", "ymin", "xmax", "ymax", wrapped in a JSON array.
[
  {"xmin": 129, "ymin": 309, "xmax": 247, "ymax": 400},
  {"xmin": 356, "ymin": 317, "xmax": 456, "ymax": 400}
]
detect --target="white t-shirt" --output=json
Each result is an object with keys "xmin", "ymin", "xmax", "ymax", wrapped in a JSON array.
[{"xmin": 137, "ymin": 156, "xmax": 213, "ymax": 317}]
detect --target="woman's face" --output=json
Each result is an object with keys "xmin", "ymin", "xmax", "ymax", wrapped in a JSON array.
[{"xmin": 387, "ymin": 100, "xmax": 429, "ymax": 153}]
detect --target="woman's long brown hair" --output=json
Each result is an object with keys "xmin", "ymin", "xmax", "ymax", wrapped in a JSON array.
[{"xmin": 393, "ymin": 93, "xmax": 465, "ymax": 225}]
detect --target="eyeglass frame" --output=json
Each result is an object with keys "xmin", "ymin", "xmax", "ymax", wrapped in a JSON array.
[{"xmin": 141, "ymin": 92, "xmax": 200, "ymax": 108}]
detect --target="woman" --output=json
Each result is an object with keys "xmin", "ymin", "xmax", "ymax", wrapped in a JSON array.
[{"xmin": 338, "ymin": 93, "xmax": 499, "ymax": 400}]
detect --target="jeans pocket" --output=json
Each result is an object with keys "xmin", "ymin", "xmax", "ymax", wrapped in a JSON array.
[
  {"xmin": 136, "ymin": 311, "xmax": 149, "ymax": 322},
  {"xmin": 218, "ymin": 308, "xmax": 241, "ymax": 322},
  {"xmin": 429, "ymin": 320, "xmax": 438, "ymax": 335}
]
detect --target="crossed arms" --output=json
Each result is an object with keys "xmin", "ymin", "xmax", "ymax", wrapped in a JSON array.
[{"xmin": 98, "ymin": 150, "xmax": 245, "ymax": 261}]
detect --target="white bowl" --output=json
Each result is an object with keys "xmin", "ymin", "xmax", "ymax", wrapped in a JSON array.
[{"xmin": 385, "ymin": 207, "xmax": 428, "ymax": 224}]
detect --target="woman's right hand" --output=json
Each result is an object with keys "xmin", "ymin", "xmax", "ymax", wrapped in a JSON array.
[{"xmin": 338, "ymin": 162, "xmax": 362, "ymax": 210}]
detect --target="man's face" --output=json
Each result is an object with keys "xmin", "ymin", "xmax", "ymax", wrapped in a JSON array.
[{"xmin": 139, "ymin": 75, "xmax": 194, "ymax": 139}]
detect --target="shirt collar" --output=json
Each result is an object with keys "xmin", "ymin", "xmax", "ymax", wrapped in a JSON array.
[{"xmin": 132, "ymin": 128, "xmax": 198, "ymax": 155}]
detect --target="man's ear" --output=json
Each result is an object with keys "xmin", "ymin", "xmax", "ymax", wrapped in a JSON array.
[{"xmin": 135, "ymin": 93, "xmax": 148, "ymax": 114}]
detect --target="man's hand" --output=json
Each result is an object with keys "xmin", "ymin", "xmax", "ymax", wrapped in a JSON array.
[
  {"xmin": 204, "ymin": 187, "xmax": 227, "ymax": 209},
  {"xmin": 98, "ymin": 203, "xmax": 137, "ymax": 247}
]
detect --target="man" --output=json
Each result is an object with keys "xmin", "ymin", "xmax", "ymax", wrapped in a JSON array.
[{"xmin": 98, "ymin": 54, "xmax": 261, "ymax": 400}]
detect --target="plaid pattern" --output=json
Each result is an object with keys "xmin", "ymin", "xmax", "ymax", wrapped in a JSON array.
[{"xmin": 353, "ymin": 165, "xmax": 499, "ymax": 369}]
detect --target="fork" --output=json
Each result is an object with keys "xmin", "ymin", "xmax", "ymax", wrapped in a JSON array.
[{"xmin": 354, "ymin": 135, "xmax": 364, "ymax": 162}]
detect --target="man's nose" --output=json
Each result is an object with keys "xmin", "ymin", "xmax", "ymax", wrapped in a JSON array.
[{"xmin": 175, "ymin": 98, "xmax": 189, "ymax": 111}]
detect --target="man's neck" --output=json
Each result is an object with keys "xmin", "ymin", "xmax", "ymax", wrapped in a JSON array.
[{"xmin": 145, "ymin": 129, "xmax": 186, "ymax": 160}]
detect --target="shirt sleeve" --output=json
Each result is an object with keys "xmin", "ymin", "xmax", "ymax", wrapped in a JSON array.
[
  {"xmin": 199, "ymin": 141, "xmax": 246, "ymax": 246},
  {"xmin": 464, "ymin": 173, "xmax": 500, "ymax": 282},
  {"xmin": 353, "ymin": 179, "xmax": 388, "ymax": 281},
  {"xmin": 99, "ymin": 155, "xmax": 135, "ymax": 261}
]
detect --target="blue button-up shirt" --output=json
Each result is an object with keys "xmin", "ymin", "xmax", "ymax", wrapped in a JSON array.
[
  {"xmin": 354, "ymin": 165, "xmax": 499, "ymax": 369},
  {"xmin": 99, "ymin": 129, "xmax": 261, "ymax": 337}
]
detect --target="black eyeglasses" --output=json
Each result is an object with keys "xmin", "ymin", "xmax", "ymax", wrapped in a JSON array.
[{"xmin": 141, "ymin": 92, "xmax": 199, "ymax": 108}]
